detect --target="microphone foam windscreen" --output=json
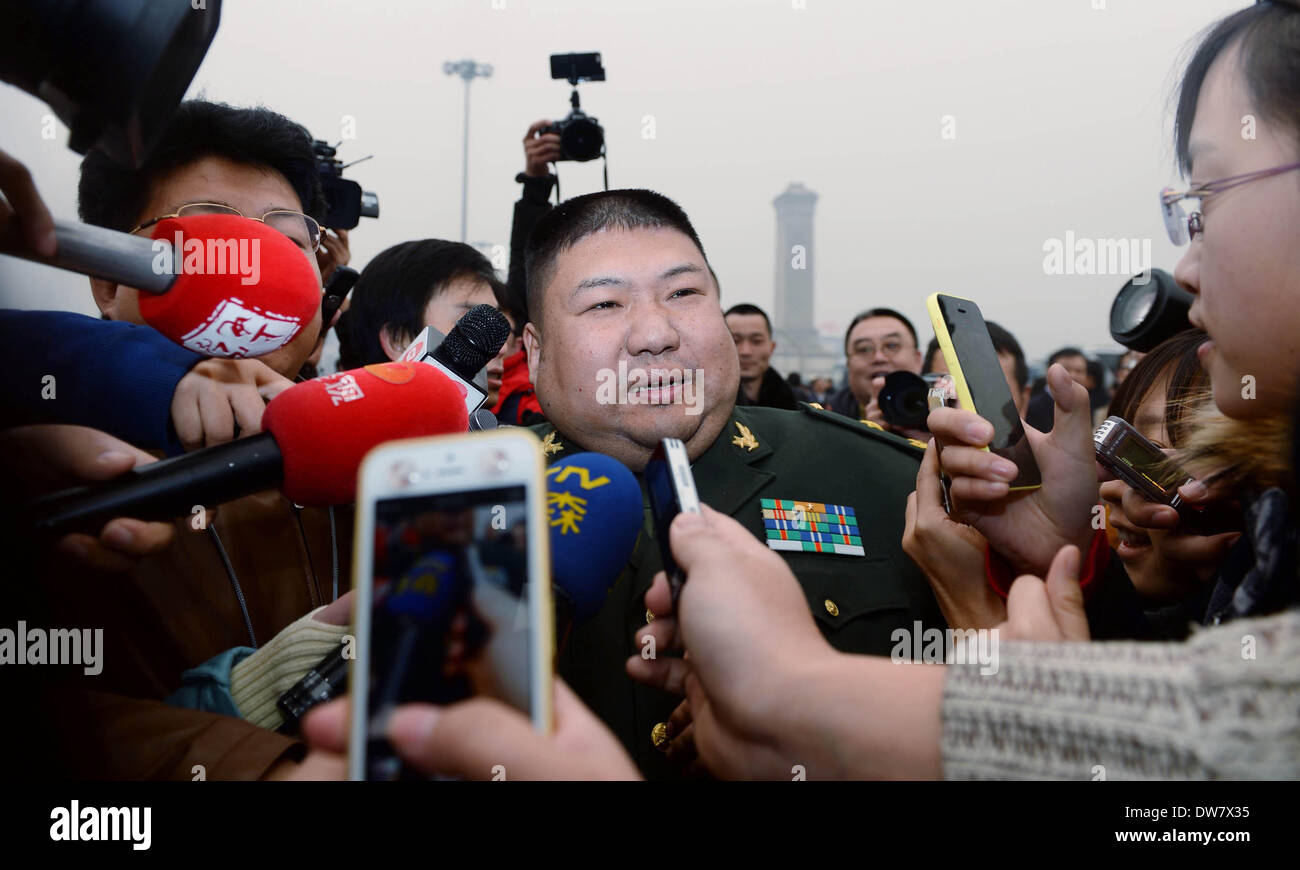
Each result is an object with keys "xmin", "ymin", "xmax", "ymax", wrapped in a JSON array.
[
  {"xmin": 139, "ymin": 214, "xmax": 321, "ymax": 358},
  {"xmin": 442, "ymin": 304, "xmax": 511, "ymax": 373},
  {"xmin": 263, "ymin": 361, "xmax": 469, "ymax": 506},
  {"xmin": 547, "ymin": 452, "xmax": 643, "ymax": 622}
]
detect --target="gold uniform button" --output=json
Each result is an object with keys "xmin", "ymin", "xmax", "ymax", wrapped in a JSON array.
[
  {"xmin": 651, "ymin": 722, "xmax": 670, "ymax": 751},
  {"xmin": 824, "ymin": 599, "xmax": 840, "ymax": 617},
  {"xmin": 645, "ymin": 608, "xmax": 656, "ymax": 623}
]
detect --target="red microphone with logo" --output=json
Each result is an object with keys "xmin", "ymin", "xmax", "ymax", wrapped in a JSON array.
[
  {"xmin": 29, "ymin": 361, "xmax": 467, "ymax": 537},
  {"xmin": 0, "ymin": 214, "xmax": 321, "ymax": 357}
]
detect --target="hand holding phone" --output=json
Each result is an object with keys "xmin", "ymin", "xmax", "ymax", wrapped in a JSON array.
[
  {"xmin": 1095, "ymin": 416, "xmax": 1238, "ymax": 536},
  {"xmin": 347, "ymin": 430, "xmax": 552, "ymax": 781},
  {"xmin": 924, "ymin": 294, "xmax": 1099, "ymax": 577},
  {"xmin": 926, "ymin": 292, "xmax": 1040, "ymax": 490},
  {"xmin": 645, "ymin": 438, "xmax": 702, "ymax": 602}
]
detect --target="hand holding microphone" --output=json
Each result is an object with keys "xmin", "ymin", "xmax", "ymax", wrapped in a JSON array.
[
  {"xmin": 29, "ymin": 361, "xmax": 470, "ymax": 538},
  {"xmin": 0, "ymin": 147, "xmax": 57, "ymax": 258},
  {"xmin": 0, "ymin": 425, "xmax": 175, "ymax": 573}
]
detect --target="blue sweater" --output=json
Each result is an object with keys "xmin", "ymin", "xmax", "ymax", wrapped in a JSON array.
[{"xmin": 0, "ymin": 310, "xmax": 201, "ymax": 455}]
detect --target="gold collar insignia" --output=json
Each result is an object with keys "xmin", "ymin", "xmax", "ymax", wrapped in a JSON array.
[
  {"xmin": 541, "ymin": 431, "xmax": 563, "ymax": 456},
  {"xmin": 731, "ymin": 421, "xmax": 759, "ymax": 452}
]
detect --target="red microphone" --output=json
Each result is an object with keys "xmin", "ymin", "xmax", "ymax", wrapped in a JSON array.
[
  {"xmin": 0, "ymin": 214, "xmax": 321, "ymax": 358},
  {"xmin": 139, "ymin": 214, "xmax": 321, "ymax": 357},
  {"xmin": 30, "ymin": 362, "xmax": 468, "ymax": 536}
]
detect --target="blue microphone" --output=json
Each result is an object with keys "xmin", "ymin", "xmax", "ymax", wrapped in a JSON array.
[{"xmin": 546, "ymin": 452, "xmax": 643, "ymax": 644}]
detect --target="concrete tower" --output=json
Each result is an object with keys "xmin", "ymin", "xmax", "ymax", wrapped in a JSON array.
[{"xmin": 772, "ymin": 182, "xmax": 819, "ymax": 346}]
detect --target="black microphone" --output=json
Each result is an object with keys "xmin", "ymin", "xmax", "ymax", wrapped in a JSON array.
[
  {"xmin": 397, "ymin": 304, "xmax": 510, "ymax": 417},
  {"xmin": 469, "ymin": 409, "xmax": 499, "ymax": 431}
]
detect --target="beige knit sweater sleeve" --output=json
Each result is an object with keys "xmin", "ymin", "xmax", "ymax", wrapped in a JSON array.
[{"xmin": 940, "ymin": 608, "xmax": 1300, "ymax": 780}]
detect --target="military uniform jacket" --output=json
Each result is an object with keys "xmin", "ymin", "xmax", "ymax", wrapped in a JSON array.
[{"xmin": 533, "ymin": 403, "xmax": 946, "ymax": 779}]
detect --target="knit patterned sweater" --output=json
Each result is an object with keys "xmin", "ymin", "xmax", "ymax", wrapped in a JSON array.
[{"xmin": 941, "ymin": 608, "xmax": 1300, "ymax": 779}]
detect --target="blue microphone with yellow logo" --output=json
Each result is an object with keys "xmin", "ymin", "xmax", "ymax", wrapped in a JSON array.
[{"xmin": 547, "ymin": 452, "xmax": 643, "ymax": 647}]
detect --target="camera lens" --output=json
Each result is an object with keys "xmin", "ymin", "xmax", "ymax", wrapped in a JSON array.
[
  {"xmin": 1110, "ymin": 268, "xmax": 1193, "ymax": 352},
  {"xmin": 562, "ymin": 118, "xmax": 604, "ymax": 162},
  {"xmin": 878, "ymin": 371, "xmax": 932, "ymax": 431}
]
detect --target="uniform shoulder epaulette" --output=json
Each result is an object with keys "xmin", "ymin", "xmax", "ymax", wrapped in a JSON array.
[{"xmin": 799, "ymin": 402, "xmax": 927, "ymax": 455}]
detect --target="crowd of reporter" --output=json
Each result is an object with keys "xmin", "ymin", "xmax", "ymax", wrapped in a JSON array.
[{"xmin": 2, "ymin": 0, "xmax": 1299, "ymax": 781}]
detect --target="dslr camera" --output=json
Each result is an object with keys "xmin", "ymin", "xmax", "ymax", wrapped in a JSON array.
[
  {"xmin": 877, "ymin": 371, "xmax": 950, "ymax": 431},
  {"xmin": 313, "ymin": 140, "xmax": 380, "ymax": 230},
  {"xmin": 543, "ymin": 52, "xmax": 606, "ymax": 162}
]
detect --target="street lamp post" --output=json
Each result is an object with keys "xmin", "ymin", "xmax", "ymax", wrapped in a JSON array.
[{"xmin": 443, "ymin": 59, "xmax": 493, "ymax": 243}]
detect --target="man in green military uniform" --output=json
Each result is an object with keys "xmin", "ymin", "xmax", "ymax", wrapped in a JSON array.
[{"xmin": 520, "ymin": 189, "xmax": 945, "ymax": 779}]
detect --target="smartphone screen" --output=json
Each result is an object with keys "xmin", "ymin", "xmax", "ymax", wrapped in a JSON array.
[
  {"xmin": 1110, "ymin": 434, "xmax": 1186, "ymax": 500},
  {"xmin": 929, "ymin": 293, "xmax": 1041, "ymax": 489},
  {"xmin": 361, "ymin": 484, "xmax": 532, "ymax": 781}
]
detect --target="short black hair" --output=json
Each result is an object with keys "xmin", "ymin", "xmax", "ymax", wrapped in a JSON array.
[
  {"xmin": 1048, "ymin": 346, "xmax": 1086, "ymax": 367},
  {"xmin": 524, "ymin": 189, "xmax": 708, "ymax": 328},
  {"xmin": 724, "ymin": 303, "xmax": 772, "ymax": 337},
  {"xmin": 986, "ymin": 321, "xmax": 1028, "ymax": 391},
  {"xmin": 843, "ymin": 307, "xmax": 918, "ymax": 355},
  {"xmin": 78, "ymin": 100, "xmax": 324, "ymax": 231},
  {"xmin": 1175, "ymin": 2, "xmax": 1300, "ymax": 176},
  {"xmin": 922, "ymin": 336, "xmax": 943, "ymax": 374},
  {"xmin": 337, "ymin": 239, "xmax": 506, "ymax": 370},
  {"xmin": 1109, "ymin": 329, "xmax": 1209, "ymax": 446}
]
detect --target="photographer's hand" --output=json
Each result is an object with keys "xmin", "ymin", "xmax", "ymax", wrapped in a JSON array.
[
  {"xmin": 523, "ymin": 120, "xmax": 562, "ymax": 177},
  {"xmin": 316, "ymin": 227, "xmax": 350, "ymax": 285}
]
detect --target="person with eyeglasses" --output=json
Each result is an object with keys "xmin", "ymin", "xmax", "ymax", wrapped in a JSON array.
[{"xmin": 826, "ymin": 307, "xmax": 927, "ymax": 440}]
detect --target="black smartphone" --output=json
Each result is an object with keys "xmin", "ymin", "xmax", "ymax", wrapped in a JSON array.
[
  {"xmin": 926, "ymin": 292, "xmax": 1041, "ymax": 490},
  {"xmin": 550, "ymin": 52, "xmax": 605, "ymax": 82},
  {"xmin": 645, "ymin": 438, "xmax": 701, "ymax": 601}
]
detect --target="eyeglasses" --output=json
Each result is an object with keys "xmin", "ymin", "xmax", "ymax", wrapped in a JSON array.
[
  {"xmin": 131, "ymin": 202, "xmax": 323, "ymax": 253},
  {"xmin": 1159, "ymin": 161, "xmax": 1300, "ymax": 245},
  {"xmin": 850, "ymin": 338, "xmax": 909, "ymax": 359}
]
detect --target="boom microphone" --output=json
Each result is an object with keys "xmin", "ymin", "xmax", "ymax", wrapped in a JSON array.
[
  {"xmin": 0, "ymin": 214, "xmax": 321, "ymax": 357},
  {"xmin": 29, "ymin": 361, "xmax": 468, "ymax": 537},
  {"xmin": 399, "ymin": 304, "xmax": 511, "ymax": 416}
]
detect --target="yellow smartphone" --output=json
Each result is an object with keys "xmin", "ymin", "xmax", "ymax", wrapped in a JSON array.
[
  {"xmin": 347, "ymin": 429, "xmax": 553, "ymax": 780},
  {"xmin": 926, "ymin": 292, "xmax": 1041, "ymax": 491}
]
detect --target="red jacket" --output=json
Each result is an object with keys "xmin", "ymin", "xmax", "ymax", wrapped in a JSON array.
[{"xmin": 491, "ymin": 348, "xmax": 543, "ymax": 424}]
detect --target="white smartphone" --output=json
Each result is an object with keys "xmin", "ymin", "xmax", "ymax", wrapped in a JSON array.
[{"xmin": 347, "ymin": 429, "xmax": 553, "ymax": 781}]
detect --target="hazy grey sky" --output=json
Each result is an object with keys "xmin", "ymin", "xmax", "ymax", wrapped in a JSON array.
[{"xmin": 0, "ymin": 0, "xmax": 1244, "ymax": 362}]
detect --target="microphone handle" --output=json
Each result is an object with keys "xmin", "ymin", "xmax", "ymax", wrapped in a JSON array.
[
  {"xmin": 29, "ymin": 432, "xmax": 284, "ymax": 538},
  {"xmin": 0, "ymin": 219, "xmax": 175, "ymax": 295}
]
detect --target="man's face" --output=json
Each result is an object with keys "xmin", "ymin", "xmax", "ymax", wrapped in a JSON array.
[
  {"xmin": 1056, "ymin": 353, "xmax": 1088, "ymax": 386},
  {"xmin": 420, "ymin": 275, "xmax": 507, "ymax": 407},
  {"xmin": 845, "ymin": 316, "xmax": 922, "ymax": 405},
  {"xmin": 90, "ymin": 155, "xmax": 324, "ymax": 379},
  {"xmin": 523, "ymin": 226, "xmax": 738, "ymax": 471},
  {"xmin": 725, "ymin": 312, "xmax": 775, "ymax": 383}
]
